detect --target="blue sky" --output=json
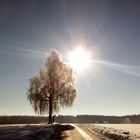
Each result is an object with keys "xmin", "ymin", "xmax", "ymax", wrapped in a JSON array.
[{"xmin": 0, "ymin": 0, "xmax": 140, "ymax": 116}]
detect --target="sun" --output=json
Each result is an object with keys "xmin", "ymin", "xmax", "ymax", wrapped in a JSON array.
[{"xmin": 68, "ymin": 47, "xmax": 91, "ymax": 72}]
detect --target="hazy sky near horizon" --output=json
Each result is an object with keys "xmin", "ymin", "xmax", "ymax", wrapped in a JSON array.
[{"xmin": 0, "ymin": 0, "xmax": 140, "ymax": 116}]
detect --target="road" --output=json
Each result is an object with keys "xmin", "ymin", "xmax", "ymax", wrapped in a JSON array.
[{"xmin": 61, "ymin": 124, "xmax": 104, "ymax": 140}]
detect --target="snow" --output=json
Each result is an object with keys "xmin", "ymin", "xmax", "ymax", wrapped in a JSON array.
[
  {"xmin": 71, "ymin": 124, "xmax": 93, "ymax": 140},
  {"xmin": 96, "ymin": 124, "xmax": 140, "ymax": 134},
  {"xmin": 85, "ymin": 124, "xmax": 140, "ymax": 140},
  {"xmin": 0, "ymin": 124, "xmax": 75, "ymax": 140}
]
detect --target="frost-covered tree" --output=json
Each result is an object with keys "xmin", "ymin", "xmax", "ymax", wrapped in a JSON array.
[{"xmin": 27, "ymin": 49, "xmax": 77, "ymax": 124}]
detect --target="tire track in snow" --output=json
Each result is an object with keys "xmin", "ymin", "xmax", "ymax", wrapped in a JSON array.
[{"xmin": 71, "ymin": 124, "xmax": 93, "ymax": 140}]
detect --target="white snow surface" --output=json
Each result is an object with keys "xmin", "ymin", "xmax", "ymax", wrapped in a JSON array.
[
  {"xmin": 96, "ymin": 124, "xmax": 140, "ymax": 134},
  {"xmin": 71, "ymin": 124, "xmax": 93, "ymax": 140},
  {"xmin": 85, "ymin": 124, "xmax": 140, "ymax": 140}
]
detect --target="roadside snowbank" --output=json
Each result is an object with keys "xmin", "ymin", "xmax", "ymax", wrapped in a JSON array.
[{"xmin": 86, "ymin": 124, "xmax": 140, "ymax": 140}]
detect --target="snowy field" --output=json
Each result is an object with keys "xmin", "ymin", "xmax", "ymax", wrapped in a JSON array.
[
  {"xmin": 0, "ymin": 124, "xmax": 75, "ymax": 140},
  {"xmin": 96, "ymin": 124, "xmax": 140, "ymax": 134},
  {"xmin": 86, "ymin": 124, "xmax": 140, "ymax": 140}
]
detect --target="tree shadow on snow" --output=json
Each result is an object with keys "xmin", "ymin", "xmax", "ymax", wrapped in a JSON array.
[{"xmin": 0, "ymin": 124, "xmax": 75, "ymax": 140}]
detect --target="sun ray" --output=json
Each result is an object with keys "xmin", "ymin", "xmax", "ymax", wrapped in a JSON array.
[{"xmin": 94, "ymin": 60, "xmax": 140, "ymax": 77}]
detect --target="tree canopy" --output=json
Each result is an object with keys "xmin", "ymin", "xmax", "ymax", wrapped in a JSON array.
[{"xmin": 27, "ymin": 49, "xmax": 77, "ymax": 123}]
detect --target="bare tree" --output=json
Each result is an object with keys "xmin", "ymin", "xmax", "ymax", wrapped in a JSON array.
[{"xmin": 27, "ymin": 49, "xmax": 77, "ymax": 124}]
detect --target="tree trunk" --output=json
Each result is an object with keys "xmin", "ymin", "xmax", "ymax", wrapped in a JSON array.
[{"xmin": 48, "ymin": 97, "xmax": 53, "ymax": 124}]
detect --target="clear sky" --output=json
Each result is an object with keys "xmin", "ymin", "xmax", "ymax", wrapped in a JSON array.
[{"xmin": 0, "ymin": 0, "xmax": 140, "ymax": 116}]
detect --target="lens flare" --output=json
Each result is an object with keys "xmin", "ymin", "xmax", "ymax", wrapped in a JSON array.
[{"xmin": 68, "ymin": 47, "xmax": 91, "ymax": 72}]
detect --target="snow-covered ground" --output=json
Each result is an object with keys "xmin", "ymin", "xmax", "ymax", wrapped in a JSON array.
[
  {"xmin": 96, "ymin": 124, "xmax": 140, "ymax": 134},
  {"xmin": 85, "ymin": 124, "xmax": 140, "ymax": 140},
  {"xmin": 0, "ymin": 124, "xmax": 75, "ymax": 140}
]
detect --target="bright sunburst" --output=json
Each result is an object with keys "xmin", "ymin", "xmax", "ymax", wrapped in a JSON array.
[{"xmin": 68, "ymin": 47, "xmax": 91, "ymax": 72}]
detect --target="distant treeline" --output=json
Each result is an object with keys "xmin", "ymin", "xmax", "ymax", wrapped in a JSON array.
[{"xmin": 0, "ymin": 114, "xmax": 140, "ymax": 124}]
